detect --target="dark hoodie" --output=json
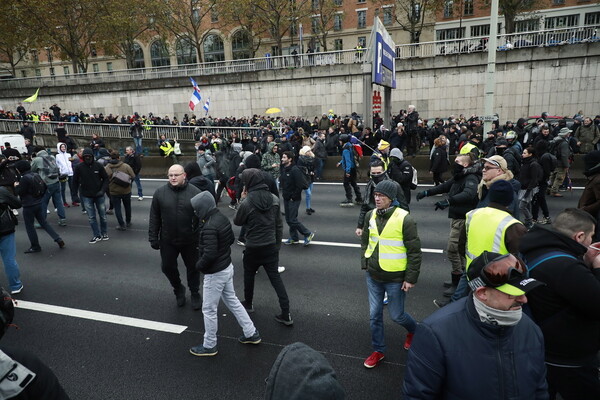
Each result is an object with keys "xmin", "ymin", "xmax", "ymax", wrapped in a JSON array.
[
  {"xmin": 72, "ymin": 148, "xmax": 109, "ymax": 198},
  {"xmin": 520, "ymin": 225, "xmax": 600, "ymax": 366},
  {"xmin": 233, "ymin": 168, "xmax": 283, "ymax": 248},
  {"xmin": 265, "ymin": 342, "xmax": 345, "ymax": 400},
  {"xmin": 190, "ymin": 191, "xmax": 234, "ymax": 274},
  {"xmin": 184, "ymin": 162, "xmax": 216, "ymax": 200},
  {"xmin": 578, "ymin": 151, "xmax": 600, "ymax": 218}
]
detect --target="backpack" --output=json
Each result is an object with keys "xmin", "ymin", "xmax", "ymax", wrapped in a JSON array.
[
  {"xmin": 297, "ymin": 165, "xmax": 311, "ymax": 190},
  {"xmin": 42, "ymin": 156, "xmax": 59, "ymax": 180},
  {"xmin": 29, "ymin": 173, "xmax": 47, "ymax": 198},
  {"xmin": 542, "ymin": 152, "xmax": 558, "ymax": 173}
]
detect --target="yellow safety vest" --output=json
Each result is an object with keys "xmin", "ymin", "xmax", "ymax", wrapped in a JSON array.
[
  {"xmin": 465, "ymin": 207, "xmax": 521, "ymax": 269},
  {"xmin": 459, "ymin": 142, "xmax": 479, "ymax": 156},
  {"xmin": 365, "ymin": 208, "xmax": 408, "ymax": 272},
  {"xmin": 160, "ymin": 141, "xmax": 174, "ymax": 157}
]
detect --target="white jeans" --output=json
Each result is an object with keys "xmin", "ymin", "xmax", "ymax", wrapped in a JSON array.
[{"xmin": 202, "ymin": 264, "xmax": 256, "ymax": 348}]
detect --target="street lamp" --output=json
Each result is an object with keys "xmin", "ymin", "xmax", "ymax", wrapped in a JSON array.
[{"xmin": 45, "ymin": 47, "xmax": 54, "ymax": 76}]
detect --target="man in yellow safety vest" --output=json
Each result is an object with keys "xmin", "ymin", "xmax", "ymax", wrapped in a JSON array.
[{"xmin": 360, "ymin": 180, "xmax": 422, "ymax": 369}]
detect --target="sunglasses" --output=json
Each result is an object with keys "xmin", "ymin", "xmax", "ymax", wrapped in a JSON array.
[{"xmin": 478, "ymin": 254, "xmax": 528, "ymax": 288}]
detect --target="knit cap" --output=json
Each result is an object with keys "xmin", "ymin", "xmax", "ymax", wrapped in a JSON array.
[
  {"xmin": 488, "ymin": 180, "xmax": 514, "ymax": 206},
  {"xmin": 373, "ymin": 180, "xmax": 398, "ymax": 201}
]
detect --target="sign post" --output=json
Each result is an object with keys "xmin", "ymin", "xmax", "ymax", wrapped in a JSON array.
[{"xmin": 367, "ymin": 17, "xmax": 396, "ymax": 128}]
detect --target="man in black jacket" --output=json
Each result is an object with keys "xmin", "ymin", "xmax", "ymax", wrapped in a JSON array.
[
  {"xmin": 124, "ymin": 146, "xmax": 143, "ymax": 200},
  {"xmin": 188, "ymin": 192, "xmax": 260, "ymax": 357},
  {"xmin": 518, "ymin": 146, "xmax": 542, "ymax": 229},
  {"xmin": 279, "ymin": 151, "xmax": 314, "ymax": 246},
  {"xmin": 416, "ymin": 154, "xmax": 480, "ymax": 296},
  {"xmin": 73, "ymin": 148, "xmax": 109, "ymax": 243},
  {"xmin": 149, "ymin": 164, "xmax": 201, "ymax": 309},
  {"xmin": 234, "ymin": 168, "xmax": 292, "ymax": 326},
  {"xmin": 520, "ymin": 208, "xmax": 600, "ymax": 400},
  {"xmin": 14, "ymin": 160, "xmax": 65, "ymax": 254}
]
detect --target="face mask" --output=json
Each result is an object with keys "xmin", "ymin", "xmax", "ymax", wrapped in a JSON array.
[
  {"xmin": 496, "ymin": 147, "xmax": 505, "ymax": 156},
  {"xmin": 473, "ymin": 295, "xmax": 522, "ymax": 326},
  {"xmin": 453, "ymin": 163, "xmax": 464, "ymax": 176},
  {"xmin": 84, "ymin": 156, "xmax": 93, "ymax": 165},
  {"xmin": 371, "ymin": 173, "xmax": 385, "ymax": 183}
]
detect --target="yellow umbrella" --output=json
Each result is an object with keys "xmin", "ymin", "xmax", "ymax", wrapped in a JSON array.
[{"xmin": 265, "ymin": 107, "xmax": 282, "ymax": 114}]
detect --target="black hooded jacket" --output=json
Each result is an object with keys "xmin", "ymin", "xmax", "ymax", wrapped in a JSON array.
[
  {"xmin": 520, "ymin": 225, "xmax": 600, "ymax": 366},
  {"xmin": 73, "ymin": 148, "xmax": 109, "ymax": 198},
  {"xmin": 233, "ymin": 169, "xmax": 283, "ymax": 248},
  {"xmin": 184, "ymin": 162, "xmax": 216, "ymax": 199},
  {"xmin": 191, "ymin": 191, "xmax": 234, "ymax": 274},
  {"xmin": 264, "ymin": 342, "xmax": 345, "ymax": 400}
]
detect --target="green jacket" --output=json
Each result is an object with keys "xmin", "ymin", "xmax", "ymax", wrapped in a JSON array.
[
  {"xmin": 361, "ymin": 206, "xmax": 422, "ymax": 284},
  {"xmin": 261, "ymin": 142, "xmax": 281, "ymax": 179}
]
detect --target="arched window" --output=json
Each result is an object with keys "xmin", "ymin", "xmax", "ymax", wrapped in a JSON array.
[
  {"xmin": 203, "ymin": 34, "xmax": 224, "ymax": 62},
  {"xmin": 132, "ymin": 43, "xmax": 145, "ymax": 69},
  {"xmin": 232, "ymin": 30, "xmax": 252, "ymax": 60},
  {"xmin": 176, "ymin": 37, "xmax": 198, "ymax": 65},
  {"xmin": 150, "ymin": 40, "xmax": 171, "ymax": 67}
]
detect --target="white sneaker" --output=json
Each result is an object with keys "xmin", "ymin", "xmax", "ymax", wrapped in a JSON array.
[
  {"xmin": 11, "ymin": 209, "xmax": 18, "ymax": 216},
  {"xmin": 278, "ymin": 266, "xmax": 286, "ymax": 273},
  {"xmin": 47, "ymin": 209, "xmax": 50, "ymax": 214},
  {"xmin": 138, "ymin": 196, "xmax": 143, "ymax": 201}
]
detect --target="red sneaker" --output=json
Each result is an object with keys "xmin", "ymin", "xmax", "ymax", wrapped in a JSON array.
[
  {"xmin": 404, "ymin": 333, "xmax": 414, "ymax": 350},
  {"xmin": 363, "ymin": 351, "xmax": 385, "ymax": 368},
  {"xmin": 63, "ymin": 202, "xmax": 70, "ymax": 208},
  {"xmin": 72, "ymin": 202, "xmax": 80, "ymax": 206}
]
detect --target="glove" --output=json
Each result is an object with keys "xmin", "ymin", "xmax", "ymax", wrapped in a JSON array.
[
  {"xmin": 150, "ymin": 241, "xmax": 160, "ymax": 250},
  {"xmin": 416, "ymin": 191, "xmax": 428, "ymax": 201},
  {"xmin": 434, "ymin": 200, "xmax": 450, "ymax": 211}
]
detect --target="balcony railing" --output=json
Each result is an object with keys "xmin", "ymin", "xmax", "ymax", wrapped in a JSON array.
[
  {"xmin": 0, "ymin": 119, "xmax": 281, "ymax": 142},
  {"xmin": 0, "ymin": 25, "xmax": 596, "ymax": 90},
  {"xmin": 0, "ymin": 49, "xmax": 365, "ymax": 90},
  {"xmin": 395, "ymin": 25, "xmax": 599, "ymax": 59}
]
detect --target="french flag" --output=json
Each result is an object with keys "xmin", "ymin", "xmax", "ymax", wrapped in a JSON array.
[
  {"xmin": 203, "ymin": 97, "xmax": 210, "ymax": 115},
  {"xmin": 189, "ymin": 77, "xmax": 201, "ymax": 111}
]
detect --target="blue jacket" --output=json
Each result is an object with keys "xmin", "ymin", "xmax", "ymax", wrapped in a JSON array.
[
  {"xmin": 403, "ymin": 296, "xmax": 548, "ymax": 400},
  {"xmin": 339, "ymin": 143, "xmax": 355, "ymax": 173}
]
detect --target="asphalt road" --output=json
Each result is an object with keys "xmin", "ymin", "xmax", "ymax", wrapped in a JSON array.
[{"xmin": 2, "ymin": 179, "xmax": 582, "ymax": 399}]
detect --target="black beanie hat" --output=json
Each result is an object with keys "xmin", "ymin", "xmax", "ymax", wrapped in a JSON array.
[
  {"xmin": 14, "ymin": 160, "xmax": 31, "ymax": 173},
  {"xmin": 488, "ymin": 180, "xmax": 514, "ymax": 206},
  {"xmin": 373, "ymin": 180, "xmax": 398, "ymax": 201}
]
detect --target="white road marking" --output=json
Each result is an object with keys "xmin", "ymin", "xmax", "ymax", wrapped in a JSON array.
[
  {"xmin": 289, "ymin": 240, "xmax": 444, "ymax": 253},
  {"xmin": 15, "ymin": 301, "xmax": 188, "ymax": 334}
]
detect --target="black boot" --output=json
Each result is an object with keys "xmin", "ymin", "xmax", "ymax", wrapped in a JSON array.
[
  {"xmin": 443, "ymin": 272, "xmax": 461, "ymax": 298},
  {"xmin": 174, "ymin": 284, "xmax": 186, "ymax": 307}
]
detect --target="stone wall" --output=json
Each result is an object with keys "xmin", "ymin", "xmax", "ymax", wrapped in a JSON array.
[{"xmin": 0, "ymin": 43, "xmax": 597, "ymax": 121}]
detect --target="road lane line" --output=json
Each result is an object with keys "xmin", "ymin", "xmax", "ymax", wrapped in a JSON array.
[
  {"xmin": 291, "ymin": 240, "xmax": 444, "ymax": 253},
  {"xmin": 15, "ymin": 301, "xmax": 187, "ymax": 334}
]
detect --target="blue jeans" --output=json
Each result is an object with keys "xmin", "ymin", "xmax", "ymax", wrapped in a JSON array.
[
  {"xmin": 133, "ymin": 138, "xmax": 143, "ymax": 154},
  {"xmin": 366, "ymin": 272, "xmax": 416, "ymax": 353},
  {"xmin": 111, "ymin": 194, "xmax": 131, "ymax": 227},
  {"xmin": 22, "ymin": 204, "xmax": 61, "ymax": 248},
  {"xmin": 451, "ymin": 273, "xmax": 469, "ymax": 302},
  {"xmin": 42, "ymin": 182, "xmax": 65, "ymax": 219},
  {"xmin": 283, "ymin": 198, "xmax": 311, "ymax": 241},
  {"xmin": 0, "ymin": 233, "xmax": 21, "ymax": 291},
  {"xmin": 304, "ymin": 183, "xmax": 313, "ymax": 210},
  {"xmin": 133, "ymin": 174, "xmax": 143, "ymax": 197},
  {"xmin": 82, "ymin": 196, "xmax": 107, "ymax": 237},
  {"xmin": 60, "ymin": 176, "xmax": 79, "ymax": 204}
]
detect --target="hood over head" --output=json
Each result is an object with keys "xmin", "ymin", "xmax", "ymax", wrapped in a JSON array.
[
  {"xmin": 244, "ymin": 154, "xmax": 261, "ymax": 169},
  {"xmin": 36, "ymin": 149, "xmax": 48, "ymax": 158},
  {"xmin": 264, "ymin": 342, "xmax": 345, "ymax": 400},
  {"xmin": 242, "ymin": 168, "xmax": 267, "ymax": 191},
  {"xmin": 190, "ymin": 191, "xmax": 216, "ymax": 221},
  {"xmin": 390, "ymin": 148, "xmax": 403, "ymax": 160},
  {"xmin": 184, "ymin": 162, "xmax": 202, "ymax": 179},
  {"xmin": 268, "ymin": 142, "xmax": 278, "ymax": 153},
  {"xmin": 56, "ymin": 142, "xmax": 67, "ymax": 153}
]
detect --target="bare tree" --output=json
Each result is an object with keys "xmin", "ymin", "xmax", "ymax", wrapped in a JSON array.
[{"xmin": 372, "ymin": 0, "xmax": 443, "ymax": 43}]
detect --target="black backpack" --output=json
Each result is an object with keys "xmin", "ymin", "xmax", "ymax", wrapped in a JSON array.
[
  {"xmin": 297, "ymin": 165, "xmax": 311, "ymax": 190},
  {"xmin": 29, "ymin": 173, "xmax": 47, "ymax": 198}
]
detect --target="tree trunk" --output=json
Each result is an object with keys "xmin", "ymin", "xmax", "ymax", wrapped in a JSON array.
[{"xmin": 504, "ymin": 12, "xmax": 516, "ymax": 34}]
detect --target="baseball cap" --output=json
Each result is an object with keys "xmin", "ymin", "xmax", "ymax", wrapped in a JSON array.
[
  {"xmin": 482, "ymin": 155, "xmax": 508, "ymax": 172},
  {"xmin": 467, "ymin": 252, "xmax": 544, "ymax": 296}
]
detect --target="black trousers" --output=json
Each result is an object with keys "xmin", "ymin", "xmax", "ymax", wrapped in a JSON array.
[
  {"xmin": 343, "ymin": 168, "xmax": 361, "ymax": 201},
  {"xmin": 159, "ymin": 241, "xmax": 200, "ymax": 293},
  {"xmin": 547, "ymin": 363, "xmax": 600, "ymax": 400},
  {"xmin": 243, "ymin": 245, "xmax": 289, "ymax": 314}
]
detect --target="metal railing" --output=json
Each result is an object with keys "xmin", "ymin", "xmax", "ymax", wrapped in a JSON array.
[
  {"xmin": 395, "ymin": 25, "xmax": 600, "ymax": 59},
  {"xmin": 0, "ymin": 49, "xmax": 364, "ymax": 90},
  {"xmin": 0, "ymin": 119, "xmax": 282, "ymax": 142}
]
